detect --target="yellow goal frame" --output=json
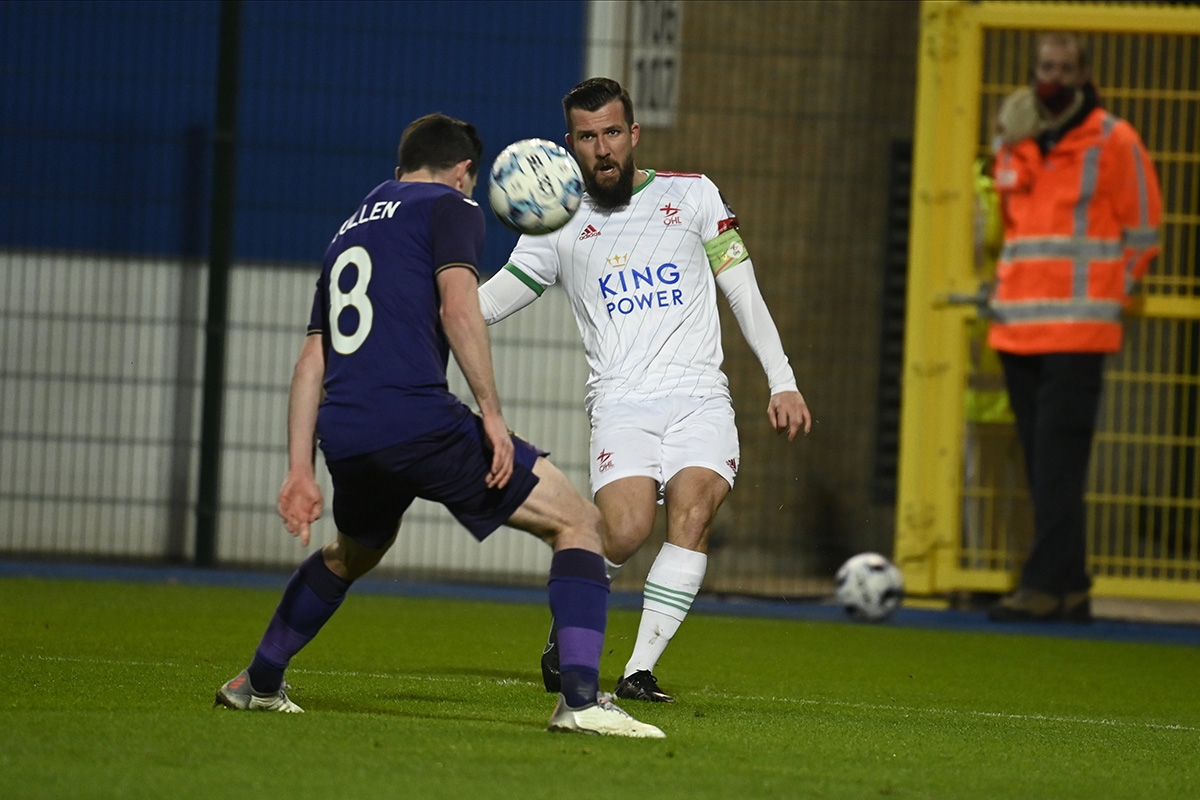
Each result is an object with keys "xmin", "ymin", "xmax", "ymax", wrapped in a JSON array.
[{"xmin": 897, "ymin": 1, "xmax": 1200, "ymax": 600}]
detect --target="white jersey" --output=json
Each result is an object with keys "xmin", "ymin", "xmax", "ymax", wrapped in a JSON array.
[{"xmin": 506, "ymin": 170, "xmax": 748, "ymax": 414}]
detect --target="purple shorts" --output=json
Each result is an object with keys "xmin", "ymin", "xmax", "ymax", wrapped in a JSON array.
[{"xmin": 326, "ymin": 413, "xmax": 546, "ymax": 549}]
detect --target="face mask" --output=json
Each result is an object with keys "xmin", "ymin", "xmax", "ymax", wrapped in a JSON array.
[{"xmin": 1035, "ymin": 80, "xmax": 1077, "ymax": 115}]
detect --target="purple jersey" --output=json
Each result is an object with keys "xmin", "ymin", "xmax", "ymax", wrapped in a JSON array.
[{"xmin": 309, "ymin": 180, "xmax": 485, "ymax": 461}]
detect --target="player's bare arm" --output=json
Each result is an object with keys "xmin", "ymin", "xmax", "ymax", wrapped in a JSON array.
[
  {"xmin": 277, "ymin": 333, "xmax": 326, "ymax": 546},
  {"xmin": 438, "ymin": 265, "xmax": 515, "ymax": 489}
]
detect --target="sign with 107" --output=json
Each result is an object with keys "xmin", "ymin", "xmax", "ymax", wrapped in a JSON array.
[{"xmin": 628, "ymin": 0, "xmax": 682, "ymax": 128}]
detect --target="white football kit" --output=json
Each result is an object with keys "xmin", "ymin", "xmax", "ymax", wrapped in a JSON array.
[{"xmin": 480, "ymin": 170, "xmax": 797, "ymax": 493}]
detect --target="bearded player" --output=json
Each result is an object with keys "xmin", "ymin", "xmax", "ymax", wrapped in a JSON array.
[{"xmin": 479, "ymin": 78, "xmax": 811, "ymax": 703}]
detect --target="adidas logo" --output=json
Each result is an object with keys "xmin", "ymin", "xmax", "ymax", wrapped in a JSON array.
[{"xmin": 578, "ymin": 224, "xmax": 601, "ymax": 241}]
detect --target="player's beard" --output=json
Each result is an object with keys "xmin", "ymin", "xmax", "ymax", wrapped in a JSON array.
[{"xmin": 585, "ymin": 154, "xmax": 635, "ymax": 210}]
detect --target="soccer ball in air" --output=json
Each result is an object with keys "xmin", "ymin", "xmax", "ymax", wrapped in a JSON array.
[
  {"xmin": 834, "ymin": 552, "xmax": 904, "ymax": 622},
  {"xmin": 488, "ymin": 138, "xmax": 584, "ymax": 235}
]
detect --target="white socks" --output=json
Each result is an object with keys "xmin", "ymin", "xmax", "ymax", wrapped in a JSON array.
[{"xmin": 623, "ymin": 542, "xmax": 707, "ymax": 677}]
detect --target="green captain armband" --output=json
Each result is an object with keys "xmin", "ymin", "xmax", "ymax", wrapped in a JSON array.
[
  {"xmin": 504, "ymin": 262, "xmax": 546, "ymax": 296},
  {"xmin": 704, "ymin": 229, "xmax": 750, "ymax": 276}
]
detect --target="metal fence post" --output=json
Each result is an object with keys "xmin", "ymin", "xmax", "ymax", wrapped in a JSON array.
[{"xmin": 196, "ymin": 0, "xmax": 242, "ymax": 567}]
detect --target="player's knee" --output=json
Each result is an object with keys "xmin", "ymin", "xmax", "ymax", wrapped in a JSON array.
[
  {"xmin": 602, "ymin": 522, "xmax": 647, "ymax": 565},
  {"xmin": 325, "ymin": 532, "xmax": 393, "ymax": 581},
  {"xmin": 576, "ymin": 501, "xmax": 605, "ymax": 548},
  {"xmin": 552, "ymin": 499, "xmax": 604, "ymax": 553}
]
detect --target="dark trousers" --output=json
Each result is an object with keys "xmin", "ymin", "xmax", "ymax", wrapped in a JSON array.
[{"xmin": 998, "ymin": 351, "xmax": 1105, "ymax": 595}]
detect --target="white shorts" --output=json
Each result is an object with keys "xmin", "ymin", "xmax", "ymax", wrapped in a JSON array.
[{"xmin": 588, "ymin": 395, "xmax": 740, "ymax": 497}]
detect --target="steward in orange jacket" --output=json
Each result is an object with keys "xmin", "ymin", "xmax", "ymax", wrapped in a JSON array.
[
  {"xmin": 985, "ymin": 33, "xmax": 1161, "ymax": 625},
  {"xmin": 990, "ymin": 85, "xmax": 1161, "ymax": 354}
]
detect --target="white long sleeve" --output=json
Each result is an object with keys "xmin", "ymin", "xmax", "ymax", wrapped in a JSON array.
[
  {"xmin": 715, "ymin": 259, "xmax": 798, "ymax": 394},
  {"xmin": 478, "ymin": 266, "xmax": 541, "ymax": 325}
]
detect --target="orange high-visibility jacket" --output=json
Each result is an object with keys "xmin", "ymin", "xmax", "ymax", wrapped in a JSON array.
[{"xmin": 989, "ymin": 107, "xmax": 1161, "ymax": 354}]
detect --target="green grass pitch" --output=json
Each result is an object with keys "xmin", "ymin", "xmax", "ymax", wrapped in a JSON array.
[{"xmin": 2, "ymin": 576, "xmax": 1198, "ymax": 799}]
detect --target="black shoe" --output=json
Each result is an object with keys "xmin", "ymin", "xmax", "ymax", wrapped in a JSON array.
[
  {"xmin": 987, "ymin": 588, "xmax": 1060, "ymax": 622},
  {"xmin": 541, "ymin": 624, "xmax": 561, "ymax": 694},
  {"xmin": 987, "ymin": 588, "xmax": 1093, "ymax": 624},
  {"xmin": 614, "ymin": 670, "xmax": 675, "ymax": 703},
  {"xmin": 1060, "ymin": 591, "xmax": 1094, "ymax": 625}
]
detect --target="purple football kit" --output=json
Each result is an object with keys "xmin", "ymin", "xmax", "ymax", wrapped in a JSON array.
[{"xmin": 308, "ymin": 179, "xmax": 543, "ymax": 544}]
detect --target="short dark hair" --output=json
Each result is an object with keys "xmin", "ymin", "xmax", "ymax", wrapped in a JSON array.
[
  {"xmin": 396, "ymin": 113, "xmax": 483, "ymax": 178},
  {"xmin": 562, "ymin": 77, "xmax": 634, "ymax": 132},
  {"xmin": 1035, "ymin": 32, "xmax": 1091, "ymax": 74}
]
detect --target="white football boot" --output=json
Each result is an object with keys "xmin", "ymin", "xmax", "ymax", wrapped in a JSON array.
[
  {"xmin": 547, "ymin": 693, "xmax": 665, "ymax": 738},
  {"xmin": 214, "ymin": 669, "xmax": 304, "ymax": 713}
]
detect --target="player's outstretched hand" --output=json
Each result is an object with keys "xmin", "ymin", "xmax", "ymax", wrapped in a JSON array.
[
  {"xmin": 277, "ymin": 472, "xmax": 323, "ymax": 547},
  {"xmin": 481, "ymin": 411, "xmax": 515, "ymax": 489},
  {"xmin": 768, "ymin": 390, "xmax": 812, "ymax": 441}
]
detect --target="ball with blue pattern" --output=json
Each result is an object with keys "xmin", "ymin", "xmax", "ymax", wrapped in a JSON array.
[{"xmin": 488, "ymin": 138, "xmax": 584, "ymax": 235}]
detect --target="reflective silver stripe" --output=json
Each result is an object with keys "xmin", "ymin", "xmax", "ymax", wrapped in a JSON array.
[
  {"xmin": 1122, "ymin": 229, "xmax": 1160, "ymax": 293},
  {"xmin": 1059, "ymin": 114, "xmax": 1118, "ymax": 300},
  {"xmin": 1000, "ymin": 113, "xmax": 1140, "ymax": 321},
  {"xmin": 990, "ymin": 298, "xmax": 1123, "ymax": 324},
  {"xmin": 1122, "ymin": 226, "xmax": 1159, "ymax": 249},
  {"xmin": 1132, "ymin": 140, "xmax": 1149, "ymax": 228},
  {"xmin": 1074, "ymin": 140, "xmax": 1104, "ymax": 298},
  {"xmin": 1125, "ymin": 255, "xmax": 1139, "ymax": 295},
  {"xmin": 1124, "ymin": 131, "xmax": 1156, "ymax": 292},
  {"xmin": 1001, "ymin": 237, "xmax": 1123, "ymax": 261},
  {"xmin": 1075, "ymin": 143, "xmax": 1102, "ymax": 237}
]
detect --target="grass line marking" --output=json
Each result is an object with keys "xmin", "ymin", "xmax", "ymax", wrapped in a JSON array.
[
  {"xmin": 708, "ymin": 691, "xmax": 1197, "ymax": 732},
  {"xmin": 9, "ymin": 654, "xmax": 1194, "ymax": 732}
]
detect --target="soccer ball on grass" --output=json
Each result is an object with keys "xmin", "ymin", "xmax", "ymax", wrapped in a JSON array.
[
  {"xmin": 834, "ymin": 552, "xmax": 904, "ymax": 622},
  {"xmin": 488, "ymin": 138, "xmax": 584, "ymax": 235}
]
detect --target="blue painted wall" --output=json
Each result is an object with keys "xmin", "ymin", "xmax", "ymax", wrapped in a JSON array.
[{"xmin": 0, "ymin": 0, "xmax": 587, "ymax": 271}]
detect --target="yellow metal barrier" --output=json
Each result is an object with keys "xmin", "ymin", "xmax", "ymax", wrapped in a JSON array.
[{"xmin": 898, "ymin": 1, "xmax": 1200, "ymax": 600}]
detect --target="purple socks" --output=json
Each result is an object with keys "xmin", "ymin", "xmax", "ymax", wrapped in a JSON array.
[
  {"xmin": 246, "ymin": 551, "xmax": 351, "ymax": 693},
  {"xmin": 548, "ymin": 548, "xmax": 608, "ymax": 708},
  {"xmin": 243, "ymin": 547, "xmax": 608, "ymax": 708}
]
